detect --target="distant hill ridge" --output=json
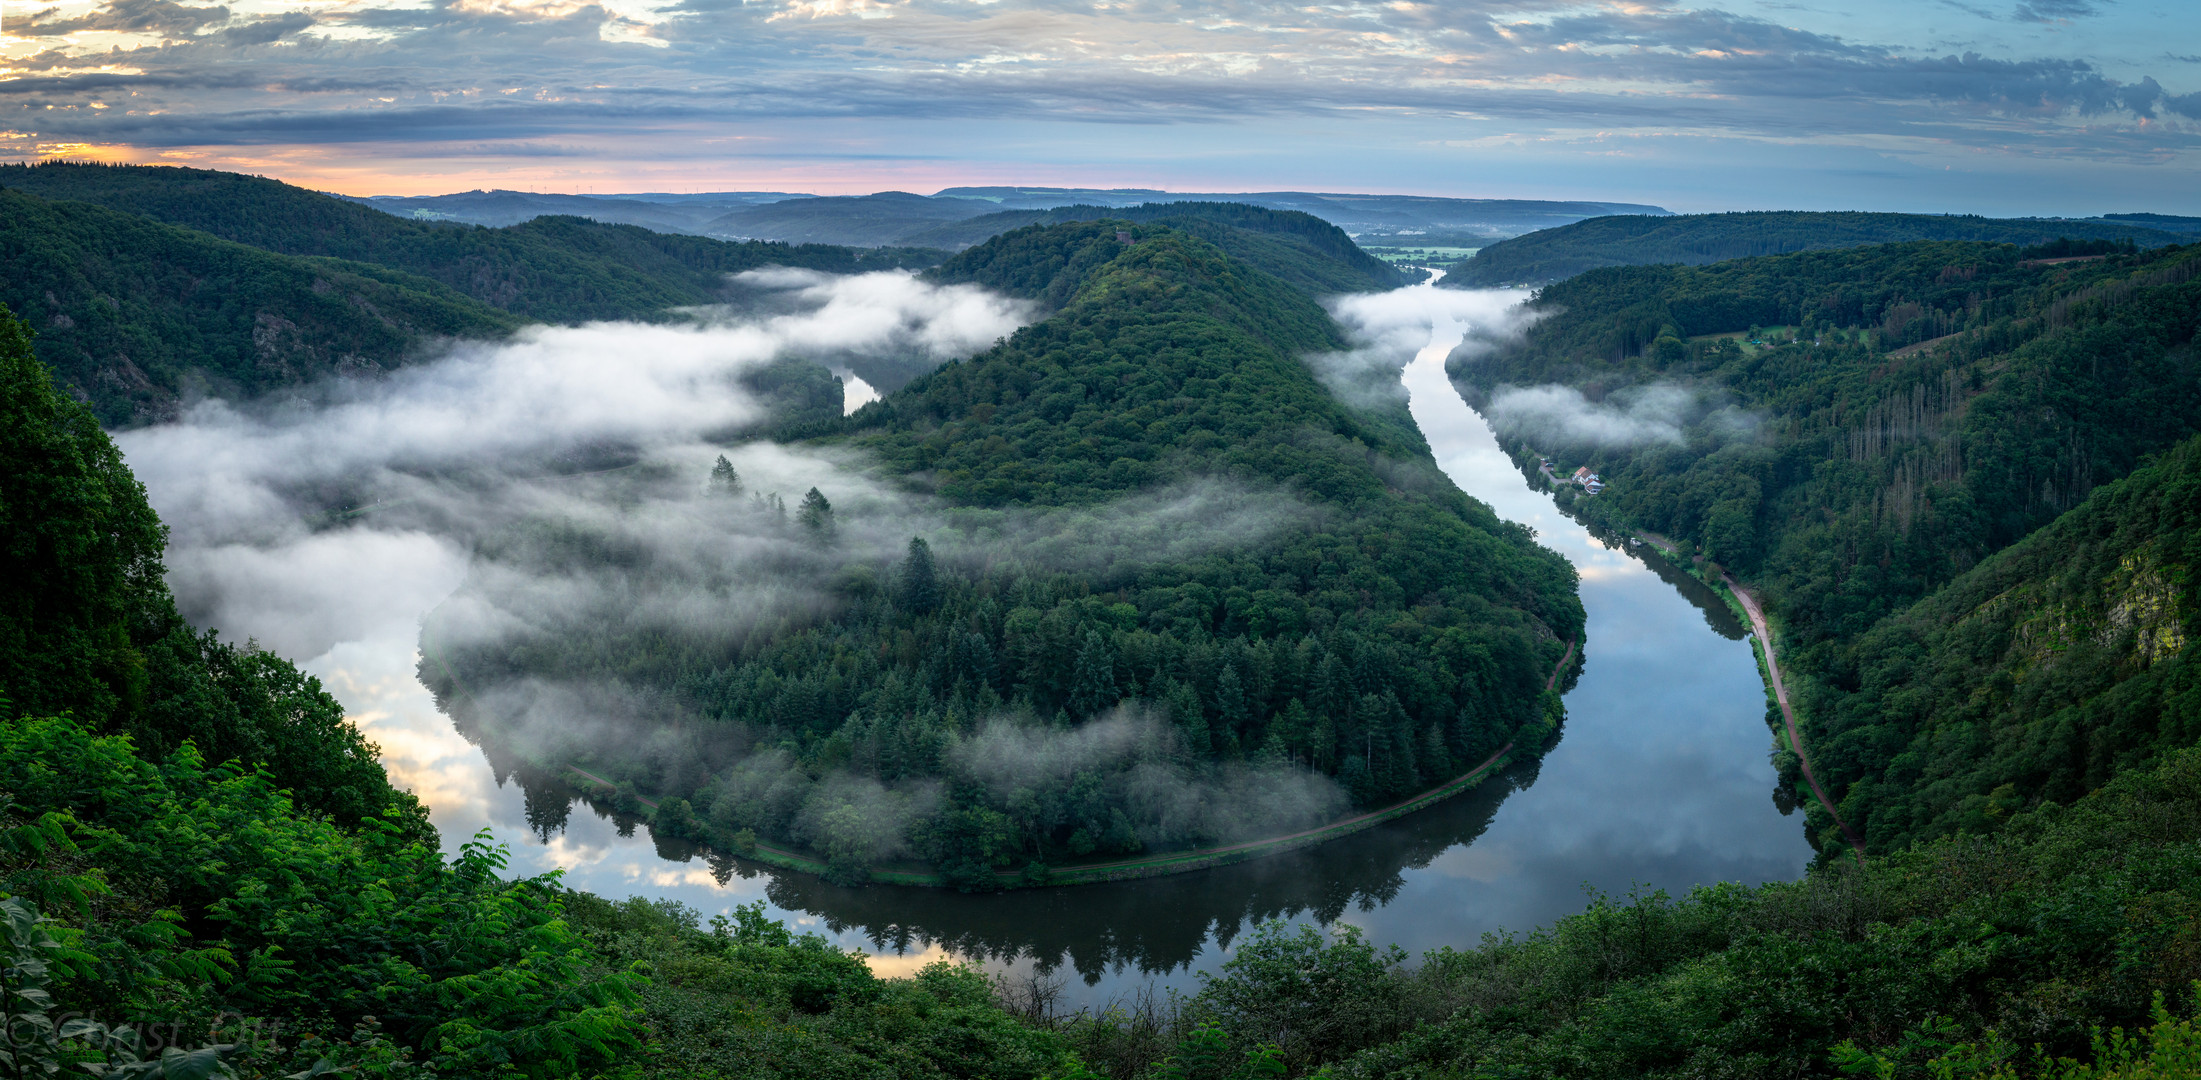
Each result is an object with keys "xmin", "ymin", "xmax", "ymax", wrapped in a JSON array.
[
  {"xmin": 917, "ymin": 202, "xmax": 1411, "ymax": 294},
  {"xmin": 0, "ymin": 162, "xmax": 942, "ymax": 327},
  {"xmin": 1441, "ymin": 210, "xmax": 2191, "ymax": 287},
  {"xmin": 349, "ymin": 182, "xmax": 1669, "ymax": 248},
  {"xmin": 0, "ymin": 163, "xmax": 1425, "ymax": 421},
  {"xmin": 0, "ymin": 186, "xmax": 518, "ymax": 426},
  {"xmin": 925, "ymin": 188, "xmax": 1670, "ymax": 234},
  {"xmin": 342, "ymin": 187, "xmax": 806, "ymax": 233}
]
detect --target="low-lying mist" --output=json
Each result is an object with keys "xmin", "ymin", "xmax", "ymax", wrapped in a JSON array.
[
  {"xmin": 1391, "ymin": 287, "xmax": 1761, "ymax": 451},
  {"xmin": 1312, "ymin": 284, "xmax": 1541, "ymax": 411},
  {"xmin": 119, "ymin": 269, "xmax": 1029, "ymax": 660},
  {"xmin": 1479, "ymin": 383, "xmax": 1761, "ymax": 450},
  {"xmin": 117, "ymin": 265, "xmax": 1354, "ymax": 879}
]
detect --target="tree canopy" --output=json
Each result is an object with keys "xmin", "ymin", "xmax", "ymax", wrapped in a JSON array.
[
  {"xmin": 1453, "ymin": 239, "xmax": 2201, "ymax": 859},
  {"xmin": 1442, "ymin": 210, "xmax": 2188, "ymax": 287},
  {"xmin": 422, "ymin": 221, "xmax": 1581, "ymax": 888}
]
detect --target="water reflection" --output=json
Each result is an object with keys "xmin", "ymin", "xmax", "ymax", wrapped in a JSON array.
[
  {"xmin": 549, "ymin": 751, "xmax": 1540, "ymax": 984},
  {"xmin": 833, "ymin": 368, "xmax": 881, "ymax": 414},
  {"xmin": 471, "ymin": 275, "xmax": 1806, "ymax": 997},
  {"xmin": 151, "ymin": 274, "xmax": 1810, "ymax": 1008}
]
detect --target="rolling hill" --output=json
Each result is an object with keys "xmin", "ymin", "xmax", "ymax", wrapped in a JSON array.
[
  {"xmin": 343, "ymin": 188, "xmax": 806, "ymax": 232},
  {"xmin": 421, "ymin": 217, "xmax": 1583, "ymax": 888},
  {"xmin": 1441, "ymin": 210, "xmax": 2190, "ymax": 287},
  {"xmin": 917, "ymin": 202, "xmax": 1411, "ymax": 294},
  {"xmin": 0, "ymin": 162, "xmax": 945, "ymax": 325},
  {"xmin": 0, "ymin": 186, "xmax": 518, "ymax": 425}
]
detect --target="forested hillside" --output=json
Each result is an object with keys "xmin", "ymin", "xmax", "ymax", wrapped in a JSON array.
[
  {"xmin": 0, "ymin": 302, "xmax": 1095, "ymax": 1078},
  {"xmin": 0, "ymin": 162, "xmax": 944, "ymax": 324},
  {"xmin": 908, "ymin": 202, "xmax": 1410, "ymax": 293},
  {"xmin": 1451, "ymin": 239, "xmax": 2201, "ymax": 858},
  {"xmin": 6, "ymin": 287, "xmax": 2196, "ymax": 1077},
  {"xmin": 0, "ymin": 186, "xmax": 519, "ymax": 427},
  {"xmin": 1807, "ymin": 434, "xmax": 2199, "ymax": 855},
  {"xmin": 1442, "ymin": 210, "xmax": 2187, "ymax": 287},
  {"xmin": 0, "ymin": 165, "xmax": 1404, "ymax": 424},
  {"xmin": 422, "ymin": 220, "xmax": 1582, "ymax": 888},
  {"xmin": 700, "ymin": 190, "xmax": 1005, "ymax": 246}
]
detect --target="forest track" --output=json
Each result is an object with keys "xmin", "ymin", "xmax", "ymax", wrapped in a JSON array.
[{"xmin": 1722, "ymin": 575, "xmax": 1867, "ymax": 861}]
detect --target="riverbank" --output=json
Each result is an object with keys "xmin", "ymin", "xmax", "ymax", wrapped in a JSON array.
[
  {"xmin": 1719, "ymin": 576, "xmax": 1867, "ymax": 861},
  {"xmin": 1494, "ymin": 438, "xmax": 1861, "ymax": 861},
  {"xmin": 558, "ymin": 637, "xmax": 1576, "ymax": 890},
  {"xmin": 1601, "ymin": 521, "xmax": 1865, "ymax": 860},
  {"xmin": 568, "ymin": 744, "xmax": 1529, "ymax": 888}
]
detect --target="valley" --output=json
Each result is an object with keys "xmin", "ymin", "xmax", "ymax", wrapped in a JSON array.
[
  {"xmin": 300, "ymin": 271, "xmax": 1809, "ymax": 1007},
  {"xmin": 2, "ymin": 159, "xmax": 2196, "ymax": 1078}
]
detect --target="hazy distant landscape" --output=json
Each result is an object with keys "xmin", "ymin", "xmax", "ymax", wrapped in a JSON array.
[
  {"xmin": 340, "ymin": 185, "xmax": 1673, "ymax": 249},
  {"xmin": 4, "ymin": 0, "xmax": 2199, "ymax": 1072}
]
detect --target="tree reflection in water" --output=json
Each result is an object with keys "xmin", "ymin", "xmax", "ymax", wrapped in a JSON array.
[{"xmin": 502, "ymin": 753, "xmax": 1546, "ymax": 983}]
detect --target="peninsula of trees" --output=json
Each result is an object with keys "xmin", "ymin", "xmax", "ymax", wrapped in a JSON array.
[{"xmin": 423, "ymin": 219, "xmax": 1584, "ymax": 888}]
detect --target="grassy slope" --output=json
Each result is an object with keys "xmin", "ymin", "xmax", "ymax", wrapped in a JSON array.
[
  {"xmin": 1442, "ymin": 210, "xmax": 2188, "ymax": 287},
  {"xmin": 0, "ymin": 187, "xmax": 519, "ymax": 425}
]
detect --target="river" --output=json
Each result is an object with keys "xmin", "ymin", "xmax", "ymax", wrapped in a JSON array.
[{"xmin": 153, "ymin": 275, "xmax": 1812, "ymax": 1003}]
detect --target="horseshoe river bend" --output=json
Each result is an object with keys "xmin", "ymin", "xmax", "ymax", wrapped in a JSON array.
[{"xmin": 128, "ymin": 275, "xmax": 1812, "ymax": 1008}]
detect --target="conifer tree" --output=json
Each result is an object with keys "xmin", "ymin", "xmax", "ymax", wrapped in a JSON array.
[
  {"xmin": 901, "ymin": 537, "xmax": 940, "ymax": 614},
  {"xmin": 796, "ymin": 487, "xmax": 834, "ymax": 539},
  {"xmin": 1277, "ymin": 699, "xmax": 1313, "ymax": 767},
  {"xmin": 1214, "ymin": 666, "xmax": 1249, "ymax": 745},
  {"xmin": 1314, "ymin": 654, "xmax": 1355, "ymax": 728},
  {"xmin": 1166, "ymin": 679, "xmax": 1210, "ymax": 757},
  {"xmin": 1068, "ymin": 630, "xmax": 1120, "ymax": 718},
  {"xmin": 709, "ymin": 454, "xmax": 743, "ymax": 496}
]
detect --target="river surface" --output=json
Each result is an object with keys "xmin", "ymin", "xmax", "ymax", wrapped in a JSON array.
[{"xmin": 158, "ymin": 276, "xmax": 1813, "ymax": 1003}]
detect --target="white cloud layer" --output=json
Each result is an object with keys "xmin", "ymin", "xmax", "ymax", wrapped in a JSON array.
[
  {"xmin": 1483, "ymin": 384, "xmax": 1698, "ymax": 449},
  {"xmin": 1478, "ymin": 382, "xmax": 1760, "ymax": 450},
  {"xmin": 1312, "ymin": 283, "xmax": 1540, "ymax": 409},
  {"xmin": 117, "ymin": 269, "xmax": 1031, "ymax": 660}
]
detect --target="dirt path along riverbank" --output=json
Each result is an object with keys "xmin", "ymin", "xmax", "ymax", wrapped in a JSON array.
[{"xmin": 1722, "ymin": 576, "xmax": 1867, "ymax": 861}]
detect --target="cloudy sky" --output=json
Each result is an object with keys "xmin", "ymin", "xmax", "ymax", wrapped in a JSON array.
[{"xmin": 2, "ymin": 0, "xmax": 2195, "ymax": 212}]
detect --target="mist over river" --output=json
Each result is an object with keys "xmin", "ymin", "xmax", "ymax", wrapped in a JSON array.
[{"xmin": 125, "ymin": 275, "xmax": 1810, "ymax": 1005}]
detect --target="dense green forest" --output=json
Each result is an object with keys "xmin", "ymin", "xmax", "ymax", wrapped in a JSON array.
[
  {"xmin": 422, "ymin": 220, "xmax": 1582, "ymax": 888},
  {"xmin": 0, "ymin": 162, "xmax": 947, "ymax": 421},
  {"xmin": 6, "ymin": 315, "xmax": 2193, "ymax": 1075},
  {"xmin": 1804, "ymin": 433, "xmax": 2199, "ymax": 856},
  {"xmin": 0, "ymin": 164, "xmax": 1411, "ymax": 422},
  {"xmin": 903, "ymin": 203, "xmax": 1410, "ymax": 294},
  {"xmin": 10, "ymin": 223, "xmax": 2201, "ymax": 1074},
  {"xmin": 0, "ymin": 186, "xmax": 519, "ymax": 425},
  {"xmin": 1450, "ymin": 239, "xmax": 2201, "ymax": 859},
  {"xmin": 1441, "ymin": 210, "xmax": 2189, "ymax": 287},
  {"xmin": 0, "ymin": 303, "xmax": 1105, "ymax": 1076},
  {"xmin": 0, "ymin": 163, "xmax": 945, "ymax": 326}
]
